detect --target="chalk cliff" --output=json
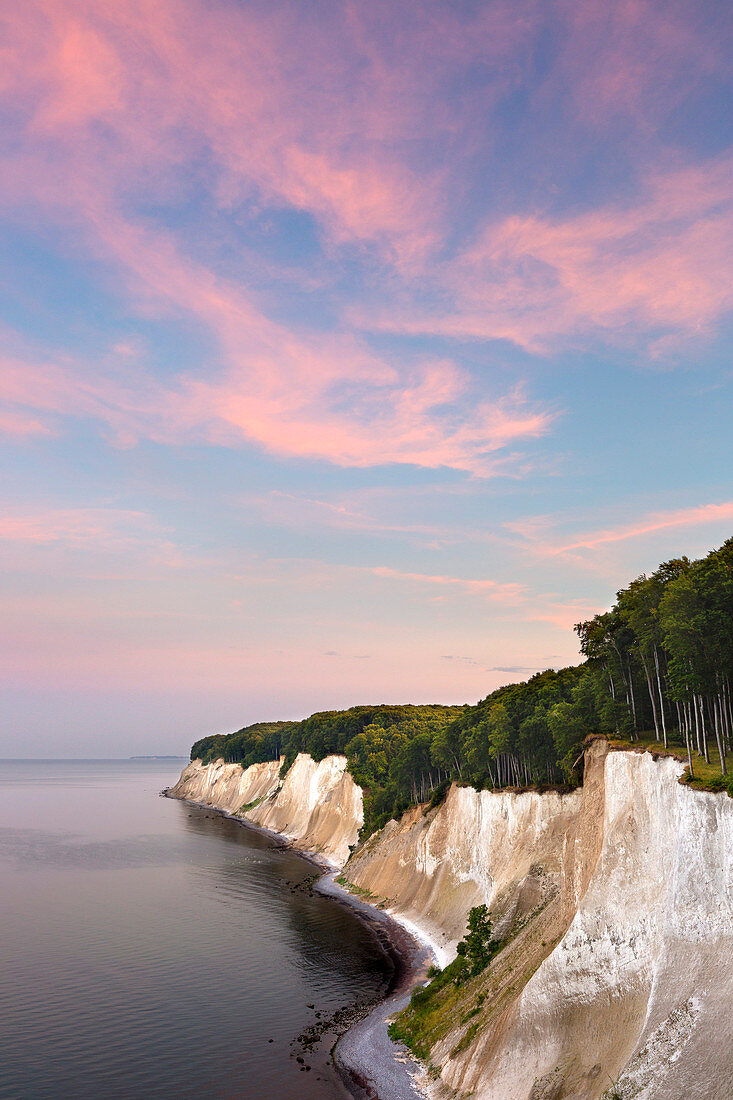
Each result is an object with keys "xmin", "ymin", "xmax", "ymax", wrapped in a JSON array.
[
  {"xmin": 356, "ymin": 740, "xmax": 732, "ymax": 1100},
  {"xmin": 170, "ymin": 742, "xmax": 732, "ymax": 1098},
  {"xmin": 345, "ymin": 779, "xmax": 582, "ymax": 961},
  {"xmin": 169, "ymin": 752, "xmax": 362, "ymax": 867},
  {"xmin": 422, "ymin": 742, "xmax": 733, "ymax": 1100},
  {"xmin": 171, "ymin": 757, "xmax": 281, "ymax": 815}
]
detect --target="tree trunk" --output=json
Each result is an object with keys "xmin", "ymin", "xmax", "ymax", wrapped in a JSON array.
[
  {"xmin": 713, "ymin": 691, "xmax": 727, "ymax": 775},
  {"xmin": 654, "ymin": 646, "xmax": 668, "ymax": 749},
  {"xmin": 719, "ymin": 681, "xmax": 730, "ymax": 756},
  {"xmin": 697, "ymin": 695, "xmax": 710, "ymax": 763},
  {"xmin": 640, "ymin": 652, "xmax": 660, "ymax": 739},
  {"xmin": 627, "ymin": 660, "xmax": 638, "ymax": 733},
  {"xmin": 724, "ymin": 676, "xmax": 733, "ymax": 752},
  {"xmin": 693, "ymin": 694, "xmax": 702, "ymax": 756}
]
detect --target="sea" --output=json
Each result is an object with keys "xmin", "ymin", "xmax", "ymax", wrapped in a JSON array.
[{"xmin": 0, "ymin": 759, "xmax": 394, "ymax": 1099}]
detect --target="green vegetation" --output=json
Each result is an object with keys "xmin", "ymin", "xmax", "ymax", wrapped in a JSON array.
[
  {"xmin": 434, "ymin": 538, "xmax": 733, "ymax": 793},
  {"xmin": 389, "ymin": 905, "xmax": 502, "ymax": 1057},
  {"xmin": 454, "ymin": 905, "xmax": 501, "ymax": 980},
  {"xmin": 190, "ymin": 539, "xmax": 733, "ymax": 829},
  {"xmin": 575, "ymin": 537, "xmax": 733, "ymax": 787},
  {"xmin": 334, "ymin": 875, "xmax": 374, "ymax": 899},
  {"xmin": 192, "ymin": 704, "xmax": 464, "ymax": 831},
  {"xmin": 191, "ymin": 721, "xmax": 292, "ymax": 769},
  {"xmin": 237, "ymin": 796, "xmax": 265, "ymax": 813},
  {"xmin": 439, "ymin": 665, "xmax": 585, "ymax": 789}
]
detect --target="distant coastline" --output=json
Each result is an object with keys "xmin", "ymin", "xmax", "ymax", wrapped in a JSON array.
[{"xmin": 129, "ymin": 755, "xmax": 187, "ymax": 760}]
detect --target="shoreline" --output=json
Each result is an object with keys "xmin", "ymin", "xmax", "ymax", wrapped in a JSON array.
[{"xmin": 163, "ymin": 787, "xmax": 434, "ymax": 1100}]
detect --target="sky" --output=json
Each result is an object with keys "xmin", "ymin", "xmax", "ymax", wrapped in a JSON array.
[{"xmin": 1, "ymin": 0, "xmax": 732, "ymax": 757}]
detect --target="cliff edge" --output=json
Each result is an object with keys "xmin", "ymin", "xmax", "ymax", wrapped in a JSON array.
[
  {"xmin": 169, "ymin": 752, "xmax": 363, "ymax": 867},
  {"xmin": 360, "ymin": 740, "xmax": 732, "ymax": 1100},
  {"xmin": 169, "ymin": 741, "xmax": 732, "ymax": 1099}
]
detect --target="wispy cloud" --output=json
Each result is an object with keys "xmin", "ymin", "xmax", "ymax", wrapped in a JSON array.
[
  {"xmin": 507, "ymin": 500, "xmax": 733, "ymax": 563},
  {"xmin": 0, "ymin": 507, "xmax": 153, "ymax": 545},
  {"xmin": 0, "ymin": 1, "xmax": 566, "ymax": 475},
  {"xmin": 0, "ymin": 409, "xmax": 53, "ymax": 437},
  {"xmin": 526, "ymin": 600, "xmax": 604, "ymax": 630},
  {"xmin": 368, "ymin": 565, "xmax": 527, "ymax": 602},
  {"xmin": 0, "ymin": 203, "xmax": 554, "ymax": 475},
  {"xmin": 485, "ymin": 664, "xmax": 547, "ymax": 673},
  {"xmin": 0, "ymin": 341, "xmax": 553, "ymax": 475},
  {"xmin": 2, "ymin": 0, "xmax": 725, "ymax": 484},
  {"xmin": 0, "ymin": 506, "xmax": 185, "ymax": 568},
  {"xmin": 555, "ymin": 501, "xmax": 733, "ymax": 553},
  {"xmin": 362, "ymin": 158, "xmax": 733, "ymax": 352},
  {"xmin": 0, "ymin": 0, "xmax": 730, "ymax": 747}
]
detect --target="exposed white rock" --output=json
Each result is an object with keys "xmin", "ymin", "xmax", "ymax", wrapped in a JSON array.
[
  {"xmin": 247, "ymin": 753, "xmax": 363, "ymax": 867},
  {"xmin": 170, "ymin": 743, "xmax": 733, "ymax": 1099},
  {"xmin": 170, "ymin": 757, "xmax": 280, "ymax": 815},
  {"xmin": 169, "ymin": 753, "xmax": 362, "ymax": 867},
  {"xmin": 434, "ymin": 748, "xmax": 733, "ymax": 1100},
  {"xmin": 346, "ymin": 782, "xmax": 581, "ymax": 957}
]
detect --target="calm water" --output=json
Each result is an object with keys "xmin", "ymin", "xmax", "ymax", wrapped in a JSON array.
[{"xmin": 0, "ymin": 759, "xmax": 393, "ymax": 1100}]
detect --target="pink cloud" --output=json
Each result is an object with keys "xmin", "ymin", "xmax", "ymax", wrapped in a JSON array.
[
  {"xmin": 0, "ymin": 0, "xmax": 727, "ymax": 293},
  {"xmin": 1, "ymin": 346, "xmax": 552, "ymax": 477},
  {"xmin": 238, "ymin": 489, "xmax": 457, "ymax": 544},
  {"xmin": 0, "ymin": 506, "xmax": 181, "ymax": 560},
  {"xmin": 2, "ymin": 0, "xmax": 525, "ymax": 258},
  {"xmin": 0, "ymin": 1, "xmax": 556, "ymax": 479},
  {"xmin": 0, "ymin": 408, "xmax": 52, "ymax": 437},
  {"xmin": 0, "ymin": 0, "xmax": 727, "ymax": 478},
  {"xmin": 526, "ymin": 599, "xmax": 603, "ymax": 630},
  {"xmin": 555, "ymin": 501, "xmax": 733, "ymax": 553},
  {"xmin": 507, "ymin": 500, "xmax": 733, "ymax": 561},
  {"xmin": 559, "ymin": 0, "xmax": 726, "ymax": 126},
  {"xmin": 365, "ymin": 157, "xmax": 733, "ymax": 351},
  {"xmin": 0, "ymin": 209, "xmax": 554, "ymax": 473},
  {"xmin": 368, "ymin": 565, "xmax": 527, "ymax": 603}
]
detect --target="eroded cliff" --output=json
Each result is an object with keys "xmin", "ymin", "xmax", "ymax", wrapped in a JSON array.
[
  {"xmin": 169, "ymin": 752, "xmax": 363, "ymax": 867},
  {"xmin": 344, "ymin": 778, "xmax": 583, "ymax": 961},
  {"xmin": 170, "ymin": 742, "xmax": 732, "ymax": 1099},
  {"xmin": 171, "ymin": 757, "xmax": 281, "ymax": 815},
  {"xmin": 369, "ymin": 741, "xmax": 732, "ymax": 1100}
]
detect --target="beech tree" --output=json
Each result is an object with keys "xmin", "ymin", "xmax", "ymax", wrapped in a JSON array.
[{"xmin": 189, "ymin": 540, "xmax": 733, "ymax": 824}]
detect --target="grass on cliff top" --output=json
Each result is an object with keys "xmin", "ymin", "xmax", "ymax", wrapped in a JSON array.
[{"xmin": 606, "ymin": 731, "xmax": 733, "ymax": 795}]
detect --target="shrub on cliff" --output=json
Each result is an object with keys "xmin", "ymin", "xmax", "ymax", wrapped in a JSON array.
[{"xmin": 455, "ymin": 905, "xmax": 501, "ymax": 982}]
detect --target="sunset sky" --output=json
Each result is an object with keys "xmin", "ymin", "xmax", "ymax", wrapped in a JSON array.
[{"xmin": 2, "ymin": 0, "xmax": 732, "ymax": 756}]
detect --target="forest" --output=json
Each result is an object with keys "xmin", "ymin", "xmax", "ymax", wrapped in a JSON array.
[{"xmin": 190, "ymin": 538, "xmax": 733, "ymax": 830}]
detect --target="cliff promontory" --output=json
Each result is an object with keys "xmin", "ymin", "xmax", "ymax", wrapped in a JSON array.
[
  {"xmin": 169, "ymin": 740, "xmax": 732, "ymax": 1099},
  {"xmin": 170, "ymin": 752, "xmax": 362, "ymax": 867}
]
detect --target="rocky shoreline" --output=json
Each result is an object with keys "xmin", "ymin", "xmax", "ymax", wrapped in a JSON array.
[{"xmin": 163, "ymin": 786, "xmax": 433, "ymax": 1100}]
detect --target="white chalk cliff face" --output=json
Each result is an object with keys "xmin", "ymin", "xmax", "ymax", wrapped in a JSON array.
[
  {"xmin": 170, "ymin": 742, "xmax": 732, "ymax": 1099},
  {"xmin": 171, "ymin": 757, "xmax": 281, "ymax": 815},
  {"xmin": 436, "ymin": 746, "xmax": 733, "ymax": 1100},
  {"xmin": 345, "ymin": 782, "xmax": 582, "ymax": 960},
  {"xmin": 169, "ymin": 753, "xmax": 363, "ymax": 867}
]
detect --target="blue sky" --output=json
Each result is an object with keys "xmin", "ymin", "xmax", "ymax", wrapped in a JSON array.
[{"xmin": 1, "ymin": 0, "xmax": 731, "ymax": 755}]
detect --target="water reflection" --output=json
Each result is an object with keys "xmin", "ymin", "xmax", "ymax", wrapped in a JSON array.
[{"xmin": 0, "ymin": 761, "xmax": 392, "ymax": 1100}]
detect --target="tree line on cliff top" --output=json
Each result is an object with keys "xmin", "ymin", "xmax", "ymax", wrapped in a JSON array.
[{"xmin": 191, "ymin": 538, "xmax": 733, "ymax": 829}]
